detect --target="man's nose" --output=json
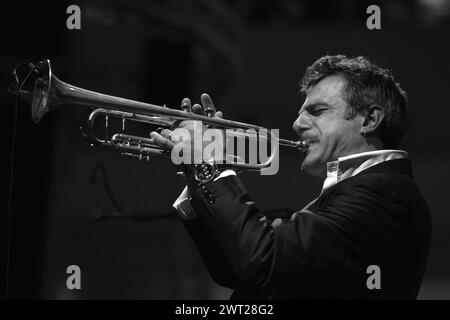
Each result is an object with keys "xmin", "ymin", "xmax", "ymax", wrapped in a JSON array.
[{"xmin": 292, "ymin": 113, "xmax": 310, "ymax": 135}]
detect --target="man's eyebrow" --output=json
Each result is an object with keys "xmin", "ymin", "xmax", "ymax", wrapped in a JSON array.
[{"xmin": 298, "ymin": 102, "xmax": 332, "ymax": 114}]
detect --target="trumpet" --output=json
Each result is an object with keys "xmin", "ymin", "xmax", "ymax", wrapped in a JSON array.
[{"xmin": 10, "ymin": 59, "xmax": 308, "ymax": 170}]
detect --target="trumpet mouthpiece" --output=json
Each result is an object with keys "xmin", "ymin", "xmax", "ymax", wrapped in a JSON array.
[{"xmin": 296, "ymin": 140, "xmax": 309, "ymax": 151}]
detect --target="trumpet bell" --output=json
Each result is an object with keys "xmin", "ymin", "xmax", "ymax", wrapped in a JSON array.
[{"xmin": 30, "ymin": 59, "xmax": 53, "ymax": 123}]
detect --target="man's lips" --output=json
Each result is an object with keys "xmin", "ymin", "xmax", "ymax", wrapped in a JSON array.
[
  {"xmin": 300, "ymin": 134, "xmax": 317, "ymax": 143},
  {"xmin": 300, "ymin": 137, "xmax": 317, "ymax": 147},
  {"xmin": 300, "ymin": 139, "xmax": 317, "ymax": 155}
]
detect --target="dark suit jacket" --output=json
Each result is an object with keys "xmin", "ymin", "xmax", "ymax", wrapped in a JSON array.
[{"xmin": 182, "ymin": 159, "xmax": 431, "ymax": 299}]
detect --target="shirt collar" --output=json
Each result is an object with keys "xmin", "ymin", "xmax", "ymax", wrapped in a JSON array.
[{"xmin": 321, "ymin": 149, "xmax": 408, "ymax": 193}]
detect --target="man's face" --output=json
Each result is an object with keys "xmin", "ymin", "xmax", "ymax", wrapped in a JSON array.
[{"xmin": 293, "ymin": 75, "xmax": 366, "ymax": 178}]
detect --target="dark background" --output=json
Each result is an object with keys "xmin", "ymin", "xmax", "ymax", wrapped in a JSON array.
[{"xmin": 1, "ymin": 0, "xmax": 449, "ymax": 299}]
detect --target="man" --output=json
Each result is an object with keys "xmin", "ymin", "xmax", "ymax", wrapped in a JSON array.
[{"xmin": 150, "ymin": 55, "xmax": 431, "ymax": 299}]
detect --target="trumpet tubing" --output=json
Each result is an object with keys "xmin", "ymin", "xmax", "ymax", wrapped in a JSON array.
[{"xmin": 11, "ymin": 59, "xmax": 309, "ymax": 170}]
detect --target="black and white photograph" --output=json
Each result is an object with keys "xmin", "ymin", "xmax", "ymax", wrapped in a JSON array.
[{"xmin": 1, "ymin": 0, "xmax": 450, "ymax": 309}]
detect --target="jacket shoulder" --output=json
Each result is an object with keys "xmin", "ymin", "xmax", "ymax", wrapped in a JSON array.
[{"xmin": 326, "ymin": 159, "xmax": 421, "ymax": 200}]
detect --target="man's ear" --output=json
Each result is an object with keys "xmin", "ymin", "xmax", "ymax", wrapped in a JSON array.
[{"xmin": 361, "ymin": 104, "xmax": 385, "ymax": 136}]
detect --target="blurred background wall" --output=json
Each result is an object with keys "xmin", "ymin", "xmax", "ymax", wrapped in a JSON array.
[{"xmin": 1, "ymin": 0, "xmax": 449, "ymax": 299}]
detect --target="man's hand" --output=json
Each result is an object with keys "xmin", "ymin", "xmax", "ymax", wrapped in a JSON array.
[{"xmin": 150, "ymin": 93, "xmax": 224, "ymax": 166}]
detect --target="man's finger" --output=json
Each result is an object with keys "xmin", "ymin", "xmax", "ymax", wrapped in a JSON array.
[
  {"xmin": 150, "ymin": 131, "xmax": 175, "ymax": 150},
  {"xmin": 201, "ymin": 93, "xmax": 216, "ymax": 117},
  {"xmin": 178, "ymin": 120, "xmax": 191, "ymax": 128},
  {"xmin": 181, "ymin": 98, "xmax": 191, "ymax": 112},
  {"xmin": 178, "ymin": 120, "xmax": 203, "ymax": 131},
  {"xmin": 192, "ymin": 103, "xmax": 204, "ymax": 115},
  {"xmin": 159, "ymin": 128, "xmax": 172, "ymax": 139},
  {"xmin": 215, "ymin": 111, "xmax": 223, "ymax": 119}
]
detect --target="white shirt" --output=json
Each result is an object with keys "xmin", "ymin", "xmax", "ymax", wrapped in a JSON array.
[{"xmin": 321, "ymin": 149, "xmax": 408, "ymax": 193}]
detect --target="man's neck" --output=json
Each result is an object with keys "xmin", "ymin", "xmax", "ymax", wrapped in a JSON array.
[{"xmin": 334, "ymin": 140, "xmax": 381, "ymax": 161}]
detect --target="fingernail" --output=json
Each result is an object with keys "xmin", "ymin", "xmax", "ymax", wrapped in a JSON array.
[{"xmin": 181, "ymin": 98, "xmax": 190, "ymax": 107}]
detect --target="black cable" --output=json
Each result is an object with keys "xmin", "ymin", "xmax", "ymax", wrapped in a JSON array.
[
  {"xmin": 89, "ymin": 162, "xmax": 176, "ymax": 222},
  {"xmin": 6, "ymin": 89, "xmax": 20, "ymax": 300},
  {"xmin": 90, "ymin": 162, "xmax": 123, "ymax": 213},
  {"xmin": 5, "ymin": 62, "xmax": 36, "ymax": 299}
]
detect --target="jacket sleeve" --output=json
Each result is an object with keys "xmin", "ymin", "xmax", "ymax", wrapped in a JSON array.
[
  {"xmin": 182, "ymin": 218, "xmax": 243, "ymax": 288},
  {"xmin": 185, "ymin": 173, "xmax": 408, "ymax": 289}
]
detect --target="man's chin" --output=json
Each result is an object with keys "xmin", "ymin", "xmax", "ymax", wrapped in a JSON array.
[{"xmin": 301, "ymin": 156, "xmax": 325, "ymax": 178}]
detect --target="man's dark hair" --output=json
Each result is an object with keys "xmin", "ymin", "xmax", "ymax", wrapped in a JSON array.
[{"xmin": 300, "ymin": 55, "xmax": 408, "ymax": 149}]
